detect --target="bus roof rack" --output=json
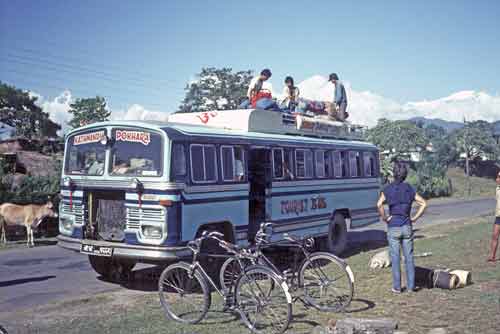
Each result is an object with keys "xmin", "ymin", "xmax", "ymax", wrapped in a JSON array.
[{"xmin": 168, "ymin": 109, "xmax": 366, "ymax": 141}]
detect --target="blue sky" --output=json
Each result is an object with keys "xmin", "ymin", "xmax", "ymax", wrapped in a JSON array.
[{"xmin": 1, "ymin": 0, "xmax": 500, "ymax": 114}]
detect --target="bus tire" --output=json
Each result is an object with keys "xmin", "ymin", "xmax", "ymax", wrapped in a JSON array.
[
  {"xmin": 88, "ymin": 255, "xmax": 135, "ymax": 281},
  {"xmin": 327, "ymin": 213, "xmax": 348, "ymax": 255},
  {"xmin": 195, "ymin": 224, "xmax": 231, "ymax": 285}
]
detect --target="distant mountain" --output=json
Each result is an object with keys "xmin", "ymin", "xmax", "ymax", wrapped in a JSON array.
[
  {"xmin": 409, "ymin": 117, "xmax": 500, "ymax": 134},
  {"xmin": 296, "ymin": 75, "xmax": 500, "ymax": 127},
  {"xmin": 409, "ymin": 117, "xmax": 464, "ymax": 133}
]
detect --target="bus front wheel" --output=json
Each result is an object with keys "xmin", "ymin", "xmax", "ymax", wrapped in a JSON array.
[
  {"xmin": 88, "ymin": 255, "xmax": 135, "ymax": 281},
  {"xmin": 326, "ymin": 213, "xmax": 348, "ymax": 255}
]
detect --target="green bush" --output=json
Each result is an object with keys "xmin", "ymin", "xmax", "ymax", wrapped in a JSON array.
[
  {"xmin": 0, "ymin": 158, "xmax": 61, "ymax": 205},
  {"xmin": 407, "ymin": 154, "xmax": 452, "ymax": 198}
]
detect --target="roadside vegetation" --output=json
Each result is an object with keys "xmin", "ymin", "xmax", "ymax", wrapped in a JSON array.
[
  {"xmin": 446, "ymin": 167, "xmax": 496, "ymax": 199},
  {"xmin": 368, "ymin": 118, "xmax": 499, "ymax": 199},
  {"xmin": 2, "ymin": 216, "xmax": 498, "ymax": 334}
]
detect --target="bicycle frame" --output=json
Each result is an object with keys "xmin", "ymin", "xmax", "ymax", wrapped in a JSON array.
[
  {"xmin": 255, "ymin": 240, "xmax": 310, "ymax": 288},
  {"xmin": 187, "ymin": 233, "xmax": 275, "ymax": 307}
]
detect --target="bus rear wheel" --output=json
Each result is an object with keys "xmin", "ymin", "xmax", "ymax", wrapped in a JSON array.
[{"xmin": 326, "ymin": 213, "xmax": 348, "ymax": 255}]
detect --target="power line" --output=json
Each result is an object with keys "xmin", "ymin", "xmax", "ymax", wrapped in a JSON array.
[
  {"xmin": 1, "ymin": 54, "xmax": 183, "ymax": 94},
  {"xmin": 7, "ymin": 45, "xmax": 187, "ymax": 87},
  {"xmin": 0, "ymin": 59, "xmax": 180, "ymax": 100},
  {"xmin": 1, "ymin": 69, "xmax": 171, "ymax": 111}
]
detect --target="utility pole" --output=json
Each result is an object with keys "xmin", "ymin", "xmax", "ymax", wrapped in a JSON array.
[{"xmin": 463, "ymin": 117, "xmax": 471, "ymax": 198}]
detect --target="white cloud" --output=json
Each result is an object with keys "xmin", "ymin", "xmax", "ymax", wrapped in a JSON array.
[
  {"xmin": 297, "ymin": 75, "xmax": 500, "ymax": 126},
  {"xmin": 112, "ymin": 104, "xmax": 170, "ymax": 122},
  {"xmin": 33, "ymin": 91, "xmax": 169, "ymax": 135},
  {"xmin": 33, "ymin": 90, "xmax": 73, "ymax": 135},
  {"xmin": 32, "ymin": 81, "xmax": 500, "ymax": 136}
]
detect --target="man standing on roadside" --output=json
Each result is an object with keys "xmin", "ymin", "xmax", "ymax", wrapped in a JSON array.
[
  {"xmin": 377, "ymin": 162, "xmax": 427, "ymax": 293},
  {"xmin": 487, "ymin": 170, "xmax": 500, "ymax": 262},
  {"xmin": 328, "ymin": 73, "xmax": 348, "ymax": 121}
]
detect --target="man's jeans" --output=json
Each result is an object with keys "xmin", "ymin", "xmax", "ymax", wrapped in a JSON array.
[{"xmin": 387, "ymin": 224, "xmax": 415, "ymax": 291}]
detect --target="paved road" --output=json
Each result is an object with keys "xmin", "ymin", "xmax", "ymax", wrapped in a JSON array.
[{"xmin": 0, "ymin": 198, "xmax": 494, "ymax": 315}]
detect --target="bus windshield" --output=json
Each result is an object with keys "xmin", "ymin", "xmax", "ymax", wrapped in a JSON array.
[
  {"xmin": 65, "ymin": 130, "xmax": 107, "ymax": 176},
  {"xmin": 109, "ymin": 129, "xmax": 163, "ymax": 177}
]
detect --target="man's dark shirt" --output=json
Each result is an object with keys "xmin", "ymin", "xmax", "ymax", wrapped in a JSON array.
[{"xmin": 383, "ymin": 182, "xmax": 416, "ymax": 227}]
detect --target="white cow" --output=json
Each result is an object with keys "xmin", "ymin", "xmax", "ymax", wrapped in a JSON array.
[{"xmin": 0, "ymin": 202, "xmax": 58, "ymax": 247}]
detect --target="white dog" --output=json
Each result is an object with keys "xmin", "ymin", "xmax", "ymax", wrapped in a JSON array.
[{"xmin": 369, "ymin": 249, "xmax": 391, "ymax": 269}]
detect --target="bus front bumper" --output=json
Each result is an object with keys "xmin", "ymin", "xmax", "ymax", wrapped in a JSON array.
[{"xmin": 57, "ymin": 235, "xmax": 191, "ymax": 262}]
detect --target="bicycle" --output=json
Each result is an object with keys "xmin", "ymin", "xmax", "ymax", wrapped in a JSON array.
[
  {"xmin": 158, "ymin": 231, "xmax": 293, "ymax": 334},
  {"xmin": 220, "ymin": 223, "xmax": 355, "ymax": 312}
]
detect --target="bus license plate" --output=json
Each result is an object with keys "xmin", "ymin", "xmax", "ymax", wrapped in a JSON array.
[{"xmin": 81, "ymin": 244, "xmax": 113, "ymax": 257}]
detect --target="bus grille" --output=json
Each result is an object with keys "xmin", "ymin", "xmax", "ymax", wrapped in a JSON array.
[
  {"xmin": 60, "ymin": 202, "xmax": 85, "ymax": 225},
  {"xmin": 126, "ymin": 207, "xmax": 166, "ymax": 230}
]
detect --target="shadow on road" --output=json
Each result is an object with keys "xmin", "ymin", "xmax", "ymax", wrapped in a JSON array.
[
  {"xmin": 97, "ymin": 265, "xmax": 165, "ymax": 292},
  {"xmin": 0, "ymin": 275, "xmax": 56, "ymax": 288}
]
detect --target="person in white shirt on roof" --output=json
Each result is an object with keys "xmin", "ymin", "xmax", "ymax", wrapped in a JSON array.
[{"xmin": 280, "ymin": 76, "xmax": 300, "ymax": 112}]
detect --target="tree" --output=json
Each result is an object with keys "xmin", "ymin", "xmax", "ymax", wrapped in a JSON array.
[
  {"xmin": 68, "ymin": 96, "xmax": 110, "ymax": 128},
  {"xmin": 177, "ymin": 67, "xmax": 253, "ymax": 113},
  {"xmin": 366, "ymin": 119, "xmax": 427, "ymax": 160},
  {"xmin": 449, "ymin": 121, "xmax": 499, "ymax": 165},
  {"xmin": 0, "ymin": 82, "xmax": 61, "ymax": 138}
]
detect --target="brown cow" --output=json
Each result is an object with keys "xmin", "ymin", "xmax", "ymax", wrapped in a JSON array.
[{"xmin": 0, "ymin": 202, "xmax": 58, "ymax": 247}]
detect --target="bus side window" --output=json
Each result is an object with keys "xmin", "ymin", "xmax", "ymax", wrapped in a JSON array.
[
  {"xmin": 349, "ymin": 151, "xmax": 361, "ymax": 178},
  {"xmin": 363, "ymin": 151, "xmax": 376, "ymax": 177},
  {"xmin": 283, "ymin": 149, "xmax": 294, "ymax": 180},
  {"xmin": 234, "ymin": 147, "xmax": 245, "ymax": 181},
  {"xmin": 332, "ymin": 151, "xmax": 342, "ymax": 178},
  {"xmin": 315, "ymin": 150, "xmax": 326, "ymax": 178},
  {"xmin": 172, "ymin": 143, "xmax": 187, "ymax": 180},
  {"xmin": 273, "ymin": 148, "xmax": 284, "ymax": 179},
  {"xmin": 190, "ymin": 144, "xmax": 217, "ymax": 183},
  {"xmin": 340, "ymin": 151, "xmax": 349, "ymax": 178},
  {"xmin": 222, "ymin": 146, "xmax": 245, "ymax": 182},
  {"xmin": 296, "ymin": 149, "xmax": 313, "ymax": 178},
  {"xmin": 324, "ymin": 151, "xmax": 332, "ymax": 178}
]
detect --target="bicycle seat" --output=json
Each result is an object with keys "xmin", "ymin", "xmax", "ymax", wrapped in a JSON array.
[
  {"xmin": 187, "ymin": 240, "xmax": 200, "ymax": 250},
  {"xmin": 219, "ymin": 240, "xmax": 241, "ymax": 253}
]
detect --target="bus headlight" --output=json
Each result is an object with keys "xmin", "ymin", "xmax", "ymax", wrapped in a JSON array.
[
  {"xmin": 59, "ymin": 215, "xmax": 74, "ymax": 232},
  {"xmin": 142, "ymin": 225, "xmax": 162, "ymax": 238},
  {"xmin": 63, "ymin": 177, "xmax": 72, "ymax": 187}
]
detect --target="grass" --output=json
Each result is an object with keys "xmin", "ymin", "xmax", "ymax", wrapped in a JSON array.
[
  {"xmin": 1, "ymin": 217, "xmax": 499, "ymax": 334},
  {"xmin": 447, "ymin": 167, "xmax": 496, "ymax": 199}
]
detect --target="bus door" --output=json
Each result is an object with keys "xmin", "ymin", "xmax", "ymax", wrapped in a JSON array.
[{"xmin": 248, "ymin": 148, "xmax": 272, "ymax": 241}]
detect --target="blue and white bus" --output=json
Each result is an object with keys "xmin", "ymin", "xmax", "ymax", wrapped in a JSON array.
[{"xmin": 57, "ymin": 109, "xmax": 380, "ymax": 277}]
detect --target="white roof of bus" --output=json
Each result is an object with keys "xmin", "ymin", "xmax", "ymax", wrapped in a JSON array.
[
  {"xmin": 70, "ymin": 119, "xmax": 376, "ymax": 149},
  {"xmin": 167, "ymin": 122, "xmax": 376, "ymax": 148}
]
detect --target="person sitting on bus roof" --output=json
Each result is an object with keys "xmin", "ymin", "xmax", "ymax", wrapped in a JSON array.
[
  {"xmin": 247, "ymin": 69, "xmax": 272, "ymax": 100},
  {"xmin": 280, "ymin": 76, "xmax": 300, "ymax": 112},
  {"xmin": 240, "ymin": 69, "xmax": 272, "ymax": 109}
]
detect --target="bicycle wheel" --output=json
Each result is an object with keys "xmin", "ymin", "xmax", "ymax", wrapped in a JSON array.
[
  {"xmin": 235, "ymin": 265, "xmax": 292, "ymax": 334},
  {"xmin": 219, "ymin": 256, "xmax": 253, "ymax": 292},
  {"xmin": 299, "ymin": 252, "xmax": 354, "ymax": 312},
  {"xmin": 158, "ymin": 262, "xmax": 211, "ymax": 324}
]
